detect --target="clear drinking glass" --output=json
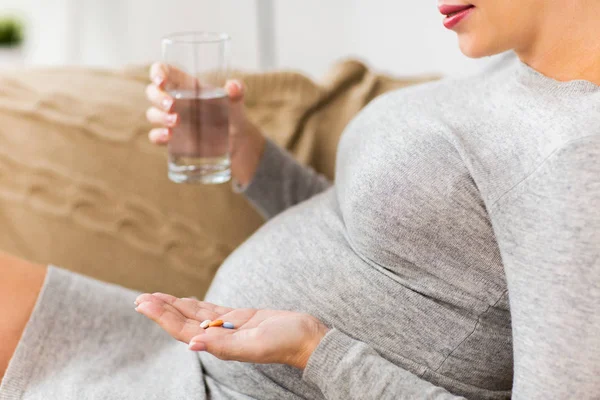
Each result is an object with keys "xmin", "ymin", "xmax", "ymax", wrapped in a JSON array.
[{"xmin": 162, "ymin": 32, "xmax": 232, "ymax": 184}]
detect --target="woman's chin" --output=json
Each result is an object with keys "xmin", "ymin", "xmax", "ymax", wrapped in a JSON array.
[{"xmin": 457, "ymin": 34, "xmax": 505, "ymax": 59}]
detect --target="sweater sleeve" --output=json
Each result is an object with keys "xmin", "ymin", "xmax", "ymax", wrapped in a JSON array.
[
  {"xmin": 302, "ymin": 329, "xmax": 466, "ymax": 400},
  {"xmin": 237, "ymin": 138, "xmax": 332, "ymax": 219},
  {"xmin": 490, "ymin": 135, "xmax": 600, "ymax": 399}
]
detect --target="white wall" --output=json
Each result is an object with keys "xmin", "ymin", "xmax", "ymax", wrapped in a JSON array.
[
  {"xmin": 0, "ymin": 0, "xmax": 497, "ymax": 78},
  {"xmin": 117, "ymin": 0, "xmax": 260, "ymax": 69},
  {"xmin": 273, "ymin": 0, "xmax": 356, "ymax": 76},
  {"xmin": 0, "ymin": 0, "xmax": 261, "ymax": 69},
  {"xmin": 275, "ymin": 0, "xmax": 496, "ymax": 79}
]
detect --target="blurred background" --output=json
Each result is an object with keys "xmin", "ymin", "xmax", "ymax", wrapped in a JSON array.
[{"xmin": 0, "ymin": 0, "xmax": 497, "ymax": 79}]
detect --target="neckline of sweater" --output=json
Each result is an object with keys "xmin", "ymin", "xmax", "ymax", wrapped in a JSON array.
[{"xmin": 514, "ymin": 59, "xmax": 600, "ymax": 96}]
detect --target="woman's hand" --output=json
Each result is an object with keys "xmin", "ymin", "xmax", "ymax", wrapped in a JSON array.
[
  {"xmin": 145, "ymin": 63, "xmax": 266, "ymax": 186},
  {"xmin": 134, "ymin": 293, "xmax": 329, "ymax": 369}
]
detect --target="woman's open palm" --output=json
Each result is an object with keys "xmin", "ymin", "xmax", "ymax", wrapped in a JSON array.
[{"xmin": 135, "ymin": 293, "xmax": 328, "ymax": 369}]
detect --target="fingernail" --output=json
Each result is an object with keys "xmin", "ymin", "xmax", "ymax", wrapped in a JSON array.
[
  {"xmin": 162, "ymin": 98, "xmax": 173, "ymax": 111},
  {"xmin": 150, "ymin": 129, "xmax": 169, "ymax": 142},
  {"xmin": 166, "ymin": 114, "xmax": 177, "ymax": 125},
  {"xmin": 153, "ymin": 76, "xmax": 163, "ymax": 86},
  {"xmin": 134, "ymin": 301, "xmax": 138, "ymax": 306},
  {"xmin": 135, "ymin": 294, "xmax": 147, "ymax": 303},
  {"xmin": 230, "ymin": 81, "xmax": 243, "ymax": 95},
  {"xmin": 159, "ymin": 129, "xmax": 170, "ymax": 141},
  {"xmin": 189, "ymin": 341, "xmax": 206, "ymax": 352}
]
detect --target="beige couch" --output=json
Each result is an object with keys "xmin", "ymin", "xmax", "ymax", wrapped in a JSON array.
[{"xmin": 0, "ymin": 61, "xmax": 435, "ymax": 298}]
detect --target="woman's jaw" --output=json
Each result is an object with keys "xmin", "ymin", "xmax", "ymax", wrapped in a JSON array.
[
  {"xmin": 438, "ymin": 0, "xmax": 600, "ymax": 84},
  {"xmin": 437, "ymin": 0, "xmax": 523, "ymax": 59}
]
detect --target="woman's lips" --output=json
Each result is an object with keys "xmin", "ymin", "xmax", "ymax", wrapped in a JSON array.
[{"xmin": 439, "ymin": 4, "xmax": 475, "ymax": 30}]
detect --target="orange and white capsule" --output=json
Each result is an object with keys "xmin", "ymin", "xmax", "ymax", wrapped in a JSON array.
[{"xmin": 208, "ymin": 320, "xmax": 224, "ymax": 327}]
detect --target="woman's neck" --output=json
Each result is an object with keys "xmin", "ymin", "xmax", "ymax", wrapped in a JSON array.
[{"xmin": 515, "ymin": 4, "xmax": 600, "ymax": 85}]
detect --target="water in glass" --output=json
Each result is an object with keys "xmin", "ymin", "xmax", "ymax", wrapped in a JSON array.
[{"xmin": 167, "ymin": 88, "xmax": 230, "ymax": 184}]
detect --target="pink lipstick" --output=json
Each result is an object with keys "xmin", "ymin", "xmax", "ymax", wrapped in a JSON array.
[{"xmin": 439, "ymin": 4, "xmax": 475, "ymax": 30}]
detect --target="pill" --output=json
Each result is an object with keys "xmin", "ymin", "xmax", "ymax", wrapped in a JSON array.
[
  {"xmin": 222, "ymin": 322, "xmax": 234, "ymax": 329},
  {"xmin": 200, "ymin": 320, "xmax": 211, "ymax": 329},
  {"xmin": 208, "ymin": 320, "xmax": 224, "ymax": 327}
]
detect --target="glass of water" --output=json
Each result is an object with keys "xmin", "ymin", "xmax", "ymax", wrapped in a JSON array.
[{"xmin": 162, "ymin": 32, "xmax": 232, "ymax": 184}]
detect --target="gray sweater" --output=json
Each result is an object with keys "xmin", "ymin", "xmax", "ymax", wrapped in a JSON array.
[{"xmin": 202, "ymin": 55, "xmax": 600, "ymax": 399}]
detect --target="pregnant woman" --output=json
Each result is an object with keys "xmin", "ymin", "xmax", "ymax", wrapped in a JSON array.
[{"xmin": 1, "ymin": 1, "xmax": 599, "ymax": 399}]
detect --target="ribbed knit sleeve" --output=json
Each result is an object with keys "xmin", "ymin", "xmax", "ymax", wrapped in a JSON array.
[
  {"xmin": 303, "ymin": 329, "xmax": 466, "ymax": 400},
  {"xmin": 237, "ymin": 138, "xmax": 331, "ymax": 219}
]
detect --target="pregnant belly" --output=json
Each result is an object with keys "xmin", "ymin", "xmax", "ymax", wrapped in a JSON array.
[{"xmin": 201, "ymin": 189, "xmax": 512, "ymax": 398}]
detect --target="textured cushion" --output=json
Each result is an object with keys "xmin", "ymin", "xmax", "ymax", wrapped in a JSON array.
[{"xmin": 0, "ymin": 61, "xmax": 435, "ymax": 297}]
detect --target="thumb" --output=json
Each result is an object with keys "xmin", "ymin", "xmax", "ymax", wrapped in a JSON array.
[{"xmin": 189, "ymin": 333, "xmax": 251, "ymax": 362}]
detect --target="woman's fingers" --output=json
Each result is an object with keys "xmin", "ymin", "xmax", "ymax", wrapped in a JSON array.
[
  {"xmin": 189, "ymin": 328, "xmax": 268, "ymax": 364},
  {"xmin": 152, "ymin": 292, "xmax": 233, "ymax": 320},
  {"xmin": 146, "ymin": 84, "xmax": 174, "ymax": 112},
  {"xmin": 149, "ymin": 63, "xmax": 242, "ymax": 99},
  {"xmin": 150, "ymin": 63, "xmax": 166, "ymax": 86},
  {"xmin": 153, "ymin": 292, "xmax": 235, "ymax": 316},
  {"xmin": 134, "ymin": 293, "xmax": 157, "ymax": 305},
  {"xmin": 153, "ymin": 294, "xmax": 219, "ymax": 322},
  {"xmin": 135, "ymin": 296, "xmax": 202, "ymax": 343},
  {"xmin": 145, "ymin": 71, "xmax": 176, "ymax": 147},
  {"xmin": 148, "ymin": 128, "xmax": 171, "ymax": 145},
  {"xmin": 189, "ymin": 330, "xmax": 249, "ymax": 359},
  {"xmin": 150, "ymin": 62, "xmax": 197, "ymax": 91},
  {"xmin": 146, "ymin": 107, "xmax": 178, "ymax": 127}
]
